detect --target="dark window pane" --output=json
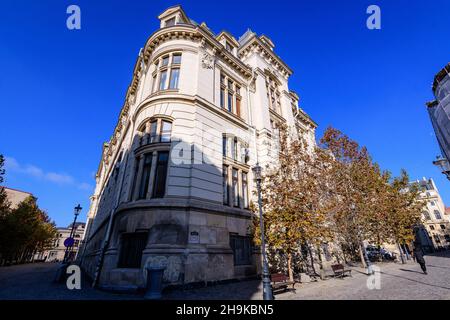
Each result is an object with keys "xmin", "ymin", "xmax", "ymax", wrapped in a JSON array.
[
  {"xmin": 222, "ymin": 136, "xmax": 227, "ymax": 157},
  {"xmin": 153, "ymin": 151, "xmax": 169, "ymax": 198},
  {"xmin": 232, "ymin": 168, "xmax": 239, "ymax": 207},
  {"xmin": 230, "ymin": 235, "xmax": 252, "ymax": 266},
  {"xmin": 150, "ymin": 121, "xmax": 158, "ymax": 143},
  {"xmin": 228, "ymin": 93, "xmax": 233, "ymax": 112},
  {"xmin": 223, "ymin": 165, "xmax": 229, "ymax": 205},
  {"xmin": 118, "ymin": 232, "xmax": 148, "ymax": 268},
  {"xmin": 162, "ymin": 56, "xmax": 170, "ymax": 66},
  {"xmin": 138, "ymin": 154, "xmax": 152, "ymax": 199}
]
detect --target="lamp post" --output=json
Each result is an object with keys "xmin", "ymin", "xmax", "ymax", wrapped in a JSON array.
[
  {"xmin": 63, "ymin": 204, "xmax": 82, "ymax": 263},
  {"xmin": 252, "ymin": 164, "xmax": 273, "ymax": 300},
  {"xmin": 433, "ymin": 156, "xmax": 450, "ymax": 181}
]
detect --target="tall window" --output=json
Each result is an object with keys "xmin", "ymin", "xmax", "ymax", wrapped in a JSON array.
[
  {"xmin": 153, "ymin": 151, "xmax": 169, "ymax": 198},
  {"xmin": 222, "ymin": 136, "xmax": 227, "ymax": 157},
  {"xmin": 118, "ymin": 232, "xmax": 149, "ymax": 268},
  {"xmin": 266, "ymin": 76, "xmax": 281, "ymax": 114},
  {"xmin": 230, "ymin": 235, "xmax": 252, "ymax": 266},
  {"xmin": 242, "ymin": 172, "xmax": 248, "ymax": 209},
  {"xmin": 423, "ymin": 211, "xmax": 431, "ymax": 220},
  {"xmin": 434, "ymin": 210, "xmax": 442, "ymax": 220},
  {"xmin": 138, "ymin": 154, "xmax": 152, "ymax": 199},
  {"xmin": 232, "ymin": 168, "xmax": 239, "ymax": 207},
  {"xmin": 220, "ymin": 72, "xmax": 242, "ymax": 117},
  {"xmin": 153, "ymin": 53, "xmax": 182, "ymax": 92},
  {"xmin": 223, "ymin": 165, "xmax": 229, "ymax": 205}
]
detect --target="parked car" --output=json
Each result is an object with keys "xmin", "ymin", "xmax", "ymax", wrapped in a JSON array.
[{"xmin": 366, "ymin": 245, "xmax": 396, "ymax": 261}]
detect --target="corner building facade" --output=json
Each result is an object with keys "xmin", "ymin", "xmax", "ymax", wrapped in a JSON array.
[{"xmin": 80, "ymin": 6, "xmax": 317, "ymax": 290}]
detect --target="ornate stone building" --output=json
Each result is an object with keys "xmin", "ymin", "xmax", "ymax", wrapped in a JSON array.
[
  {"xmin": 80, "ymin": 5, "xmax": 316, "ymax": 290},
  {"xmin": 411, "ymin": 178, "xmax": 450, "ymax": 252}
]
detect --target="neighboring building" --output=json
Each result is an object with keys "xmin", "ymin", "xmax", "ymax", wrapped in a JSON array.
[
  {"xmin": 410, "ymin": 178, "xmax": 450, "ymax": 252},
  {"xmin": 2, "ymin": 186, "xmax": 33, "ymax": 208},
  {"xmin": 80, "ymin": 6, "xmax": 317, "ymax": 290},
  {"xmin": 35, "ymin": 222, "xmax": 86, "ymax": 262},
  {"xmin": 427, "ymin": 63, "xmax": 450, "ymax": 174}
]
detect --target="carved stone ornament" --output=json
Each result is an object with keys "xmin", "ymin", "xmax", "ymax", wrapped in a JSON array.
[{"xmin": 201, "ymin": 52, "xmax": 214, "ymax": 69}]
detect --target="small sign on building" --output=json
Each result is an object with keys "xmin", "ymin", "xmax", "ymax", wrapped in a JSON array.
[{"xmin": 189, "ymin": 231, "xmax": 200, "ymax": 244}]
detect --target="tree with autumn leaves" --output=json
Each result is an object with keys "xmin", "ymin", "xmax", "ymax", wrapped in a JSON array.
[{"xmin": 252, "ymin": 127, "xmax": 425, "ymax": 277}]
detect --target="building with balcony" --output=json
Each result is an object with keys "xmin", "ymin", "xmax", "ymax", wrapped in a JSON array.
[{"xmin": 80, "ymin": 5, "xmax": 317, "ymax": 290}]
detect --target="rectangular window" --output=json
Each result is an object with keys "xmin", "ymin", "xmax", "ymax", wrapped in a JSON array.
[
  {"xmin": 430, "ymin": 225, "xmax": 435, "ymax": 230},
  {"xmin": 236, "ymin": 96, "xmax": 241, "ymax": 117},
  {"xmin": 227, "ymin": 92, "xmax": 233, "ymax": 112},
  {"xmin": 233, "ymin": 138, "xmax": 238, "ymax": 161},
  {"xmin": 153, "ymin": 151, "xmax": 169, "ymax": 198},
  {"xmin": 138, "ymin": 154, "xmax": 153, "ymax": 199},
  {"xmin": 160, "ymin": 121, "xmax": 172, "ymax": 143},
  {"xmin": 242, "ymin": 172, "xmax": 248, "ymax": 209},
  {"xmin": 434, "ymin": 210, "xmax": 442, "ymax": 220},
  {"xmin": 220, "ymin": 88, "xmax": 225, "ymax": 108},
  {"xmin": 223, "ymin": 165, "xmax": 229, "ymax": 205},
  {"xmin": 118, "ymin": 232, "xmax": 148, "ymax": 268},
  {"xmin": 150, "ymin": 121, "xmax": 158, "ymax": 143},
  {"xmin": 230, "ymin": 235, "xmax": 252, "ymax": 266},
  {"xmin": 440, "ymin": 224, "xmax": 446, "ymax": 230},
  {"xmin": 172, "ymin": 53, "xmax": 182, "ymax": 65},
  {"xmin": 162, "ymin": 56, "xmax": 170, "ymax": 66},
  {"xmin": 222, "ymin": 136, "xmax": 227, "ymax": 157},
  {"xmin": 232, "ymin": 168, "xmax": 239, "ymax": 207},
  {"xmin": 169, "ymin": 68, "xmax": 180, "ymax": 89},
  {"xmin": 159, "ymin": 70, "xmax": 168, "ymax": 90}
]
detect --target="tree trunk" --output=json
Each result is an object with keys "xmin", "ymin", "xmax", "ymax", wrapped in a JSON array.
[
  {"xmin": 307, "ymin": 244, "xmax": 317, "ymax": 276},
  {"xmin": 287, "ymin": 252, "xmax": 294, "ymax": 282},
  {"xmin": 316, "ymin": 245, "xmax": 325, "ymax": 280},
  {"xmin": 359, "ymin": 243, "xmax": 367, "ymax": 268}
]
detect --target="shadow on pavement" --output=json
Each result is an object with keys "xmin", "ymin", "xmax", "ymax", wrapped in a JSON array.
[{"xmin": 380, "ymin": 271, "xmax": 450, "ymax": 291}]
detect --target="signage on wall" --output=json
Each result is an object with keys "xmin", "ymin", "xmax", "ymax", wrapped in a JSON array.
[{"xmin": 189, "ymin": 231, "xmax": 200, "ymax": 244}]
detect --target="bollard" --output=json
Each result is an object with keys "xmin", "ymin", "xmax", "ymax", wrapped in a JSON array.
[{"xmin": 144, "ymin": 266, "xmax": 166, "ymax": 300}]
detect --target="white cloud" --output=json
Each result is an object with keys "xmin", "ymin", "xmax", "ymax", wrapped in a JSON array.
[{"xmin": 4, "ymin": 156, "xmax": 91, "ymax": 191}]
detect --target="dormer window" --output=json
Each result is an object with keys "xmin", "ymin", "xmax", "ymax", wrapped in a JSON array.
[
  {"xmin": 225, "ymin": 41, "xmax": 234, "ymax": 53},
  {"xmin": 165, "ymin": 17, "xmax": 176, "ymax": 27}
]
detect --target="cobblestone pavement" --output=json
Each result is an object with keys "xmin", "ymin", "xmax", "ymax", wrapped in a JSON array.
[{"xmin": 1, "ymin": 252, "xmax": 450, "ymax": 300}]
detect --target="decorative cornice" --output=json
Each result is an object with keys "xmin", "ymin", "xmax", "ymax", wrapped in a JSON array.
[
  {"xmin": 433, "ymin": 62, "xmax": 450, "ymax": 93},
  {"xmin": 238, "ymin": 34, "xmax": 293, "ymax": 79}
]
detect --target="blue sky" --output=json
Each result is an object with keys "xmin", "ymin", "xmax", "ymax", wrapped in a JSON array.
[{"xmin": 1, "ymin": 0, "xmax": 449, "ymax": 226}]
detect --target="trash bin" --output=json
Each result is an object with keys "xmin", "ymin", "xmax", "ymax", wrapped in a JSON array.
[{"xmin": 144, "ymin": 266, "xmax": 166, "ymax": 300}]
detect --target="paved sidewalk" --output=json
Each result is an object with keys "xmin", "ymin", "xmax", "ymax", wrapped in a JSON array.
[
  {"xmin": 1, "ymin": 252, "xmax": 449, "ymax": 300},
  {"xmin": 165, "ymin": 252, "xmax": 450, "ymax": 300}
]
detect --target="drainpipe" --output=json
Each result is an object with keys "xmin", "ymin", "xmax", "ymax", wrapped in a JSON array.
[{"xmin": 92, "ymin": 118, "xmax": 136, "ymax": 288}]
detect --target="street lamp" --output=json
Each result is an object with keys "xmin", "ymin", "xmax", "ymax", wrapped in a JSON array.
[
  {"xmin": 252, "ymin": 164, "xmax": 274, "ymax": 300},
  {"xmin": 63, "ymin": 204, "xmax": 82, "ymax": 263},
  {"xmin": 433, "ymin": 156, "xmax": 450, "ymax": 181}
]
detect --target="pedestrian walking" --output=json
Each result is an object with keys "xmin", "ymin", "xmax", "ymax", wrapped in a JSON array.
[{"xmin": 412, "ymin": 241, "xmax": 427, "ymax": 275}]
